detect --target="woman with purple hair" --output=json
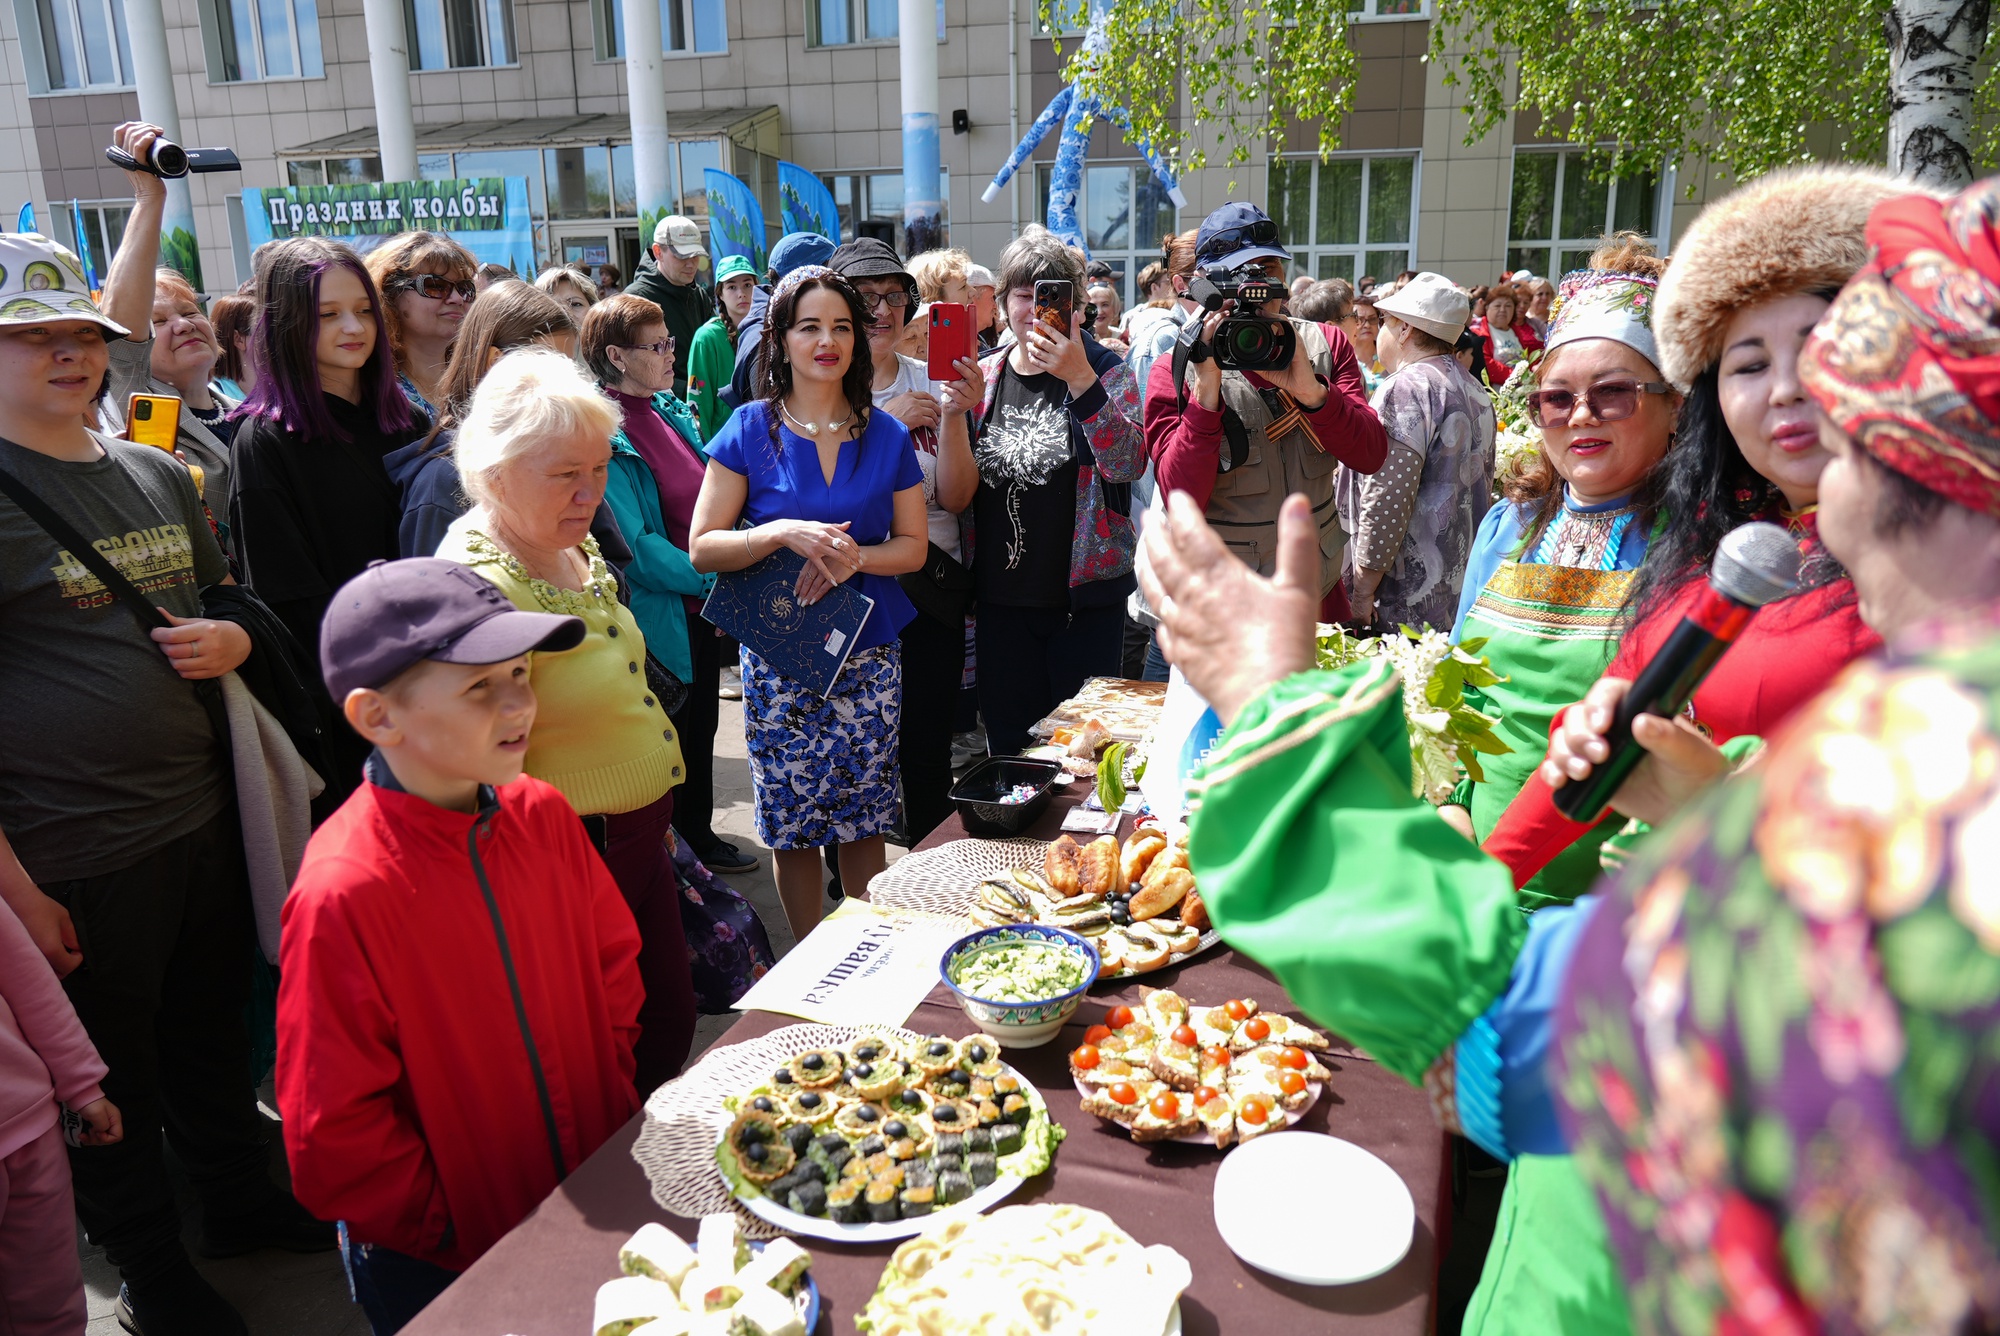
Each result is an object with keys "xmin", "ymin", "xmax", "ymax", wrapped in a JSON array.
[{"xmin": 230, "ymin": 237, "xmax": 429, "ymax": 794}]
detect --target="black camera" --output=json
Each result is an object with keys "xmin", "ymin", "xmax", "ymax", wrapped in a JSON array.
[
  {"xmin": 105, "ymin": 141, "xmax": 242, "ymax": 180},
  {"xmin": 1183, "ymin": 266, "xmax": 1296, "ymax": 371}
]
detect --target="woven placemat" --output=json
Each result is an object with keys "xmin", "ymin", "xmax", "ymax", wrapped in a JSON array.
[
  {"xmin": 864, "ymin": 837, "xmax": 1049, "ymax": 918},
  {"xmin": 631, "ymin": 1022, "xmax": 929, "ymax": 1237}
]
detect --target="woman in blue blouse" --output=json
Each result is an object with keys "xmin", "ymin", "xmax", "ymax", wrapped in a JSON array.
[{"xmin": 690, "ymin": 266, "xmax": 927, "ymax": 937}]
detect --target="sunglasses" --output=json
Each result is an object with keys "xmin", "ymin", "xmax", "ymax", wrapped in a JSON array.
[
  {"xmin": 1196, "ymin": 218, "xmax": 1280, "ymax": 264},
  {"xmin": 619, "ymin": 338, "xmax": 676, "ymax": 355},
  {"xmin": 1525, "ymin": 379, "xmax": 1673, "ymax": 429},
  {"xmin": 396, "ymin": 273, "xmax": 475, "ymax": 301},
  {"xmin": 857, "ymin": 290, "xmax": 913, "ymax": 312}
]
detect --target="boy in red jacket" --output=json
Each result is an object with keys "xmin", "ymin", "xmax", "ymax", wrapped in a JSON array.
[{"xmin": 277, "ymin": 559, "xmax": 645, "ymax": 1335}]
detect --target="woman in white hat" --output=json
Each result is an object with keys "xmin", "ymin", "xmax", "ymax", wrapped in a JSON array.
[{"xmin": 1338, "ymin": 271, "xmax": 1496, "ymax": 633}]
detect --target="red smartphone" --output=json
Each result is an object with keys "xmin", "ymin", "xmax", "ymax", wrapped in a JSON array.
[{"xmin": 926, "ymin": 301, "xmax": 975, "ymax": 380}]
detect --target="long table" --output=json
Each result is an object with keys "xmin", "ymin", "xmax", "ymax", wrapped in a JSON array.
[{"xmin": 403, "ymin": 797, "xmax": 1447, "ymax": 1336}]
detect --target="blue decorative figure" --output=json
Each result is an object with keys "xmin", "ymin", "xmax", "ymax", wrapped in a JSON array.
[{"xmin": 979, "ymin": 9, "xmax": 1186, "ymax": 255}]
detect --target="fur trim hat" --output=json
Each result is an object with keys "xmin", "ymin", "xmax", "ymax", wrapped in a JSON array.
[{"xmin": 1653, "ymin": 163, "xmax": 1920, "ymax": 391}]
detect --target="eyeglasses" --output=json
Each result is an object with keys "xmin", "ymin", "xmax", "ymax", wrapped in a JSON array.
[
  {"xmin": 1196, "ymin": 218, "xmax": 1280, "ymax": 264},
  {"xmin": 857, "ymin": 290, "xmax": 913, "ymax": 312},
  {"xmin": 395, "ymin": 273, "xmax": 475, "ymax": 301},
  {"xmin": 1525, "ymin": 380, "xmax": 1674, "ymax": 429},
  {"xmin": 619, "ymin": 338, "xmax": 676, "ymax": 356}
]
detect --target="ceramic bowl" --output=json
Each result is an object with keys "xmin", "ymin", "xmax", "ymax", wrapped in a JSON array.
[{"xmin": 939, "ymin": 924, "xmax": 1101, "ymax": 1047}]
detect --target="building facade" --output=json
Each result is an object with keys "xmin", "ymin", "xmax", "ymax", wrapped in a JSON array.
[{"xmin": 0, "ymin": 0, "xmax": 1719, "ymax": 298}]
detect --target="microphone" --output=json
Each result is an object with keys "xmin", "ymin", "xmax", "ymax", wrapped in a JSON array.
[{"xmin": 1551, "ymin": 522, "xmax": 1801, "ymax": 822}]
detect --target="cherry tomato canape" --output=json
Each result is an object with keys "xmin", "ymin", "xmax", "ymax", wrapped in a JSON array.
[
  {"xmin": 1278, "ymin": 1046, "xmax": 1309, "ymax": 1070},
  {"xmin": 1148, "ymin": 1091, "xmax": 1182, "ymax": 1120},
  {"xmin": 1278, "ymin": 1070, "xmax": 1308, "ymax": 1096},
  {"xmin": 1105, "ymin": 1005, "xmax": 1136, "ymax": 1029},
  {"xmin": 1083, "ymin": 1024, "xmax": 1112, "ymax": 1046},
  {"xmin": 1072, "ymin": 1044, "xmax": 1100, "ymax": 1070},
  {"xmin": 1243, "ymin": 1017, "xmax": 1271, "ymax": 1042},
  {"xmin": 1239, "ymin": 1094, "xmax": 1273, "ymax": 1124},
  {"xmin": 1170, "ymin": 1024, "xmax": 1198, "ymax": 1048},
  {"xmin": 1108, "ymin": 1082, "xmax": 1140, "ymax": 1106},
  {"xmin": 1223, "ymin": 999, "xmax": 1252, "ymax": 1021},
  {"xmin": 1202, "ymin": 1045, "xmax": 1232, "ymax": 1068}
]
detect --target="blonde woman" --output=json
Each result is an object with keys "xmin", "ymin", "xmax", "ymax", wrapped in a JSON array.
[
  {"xmin": 535, "ymin": 265, "xmax": 600, "ymax": 322},
  {"xmin": 438, "ymin": 348, "xmax": 694, "ymax": 1092}
]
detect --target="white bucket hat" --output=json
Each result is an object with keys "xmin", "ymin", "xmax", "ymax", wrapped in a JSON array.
[
  {"xmin": 0, "ymin": 234, "xmax": 128, "ymax": 335},
  {"xmin": 1374, "ymin": 271, "xmax": 1470, "ymax": 344}
]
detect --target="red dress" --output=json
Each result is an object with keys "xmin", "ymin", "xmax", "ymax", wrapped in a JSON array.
[
  {"xmin": 1480, "ymin": 515, "xmax": 1881, "ymax": 888},
  {"xmin": 1469, "ymin": 316, "xmax": 1544, "ymax": 386}
]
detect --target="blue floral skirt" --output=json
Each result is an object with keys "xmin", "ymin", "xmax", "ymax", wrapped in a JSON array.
[{"xmin": 741, "ymin": 643, "xmax": 902, "ymax": 849}]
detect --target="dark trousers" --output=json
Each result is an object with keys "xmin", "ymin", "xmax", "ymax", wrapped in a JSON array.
[
  {"xmin": 669, "ymin": 614, "xmax": 723, "ymax": 853},
  {"xmin": 46, "ymin": 805, "xmax": 274, "ymax": 1286},
  {"xmin": 974, "ymin": 602, "xmax": 1126, "ymax": 755},
  {"xmin": 597, "ymin": 790, "xmax": 696, "ymax": 1096},
  {"xmin": 899, "ymin": 610, "xmax": 969, "ymax": 843},
  {"xmin": 339, "ymin": 1223, "xmax": 459, "ymax": 1335}
]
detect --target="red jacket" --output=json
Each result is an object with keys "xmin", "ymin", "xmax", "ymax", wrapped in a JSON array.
[
  {"xmin": 277, "ymin": 770, "xmax": 643, "ymax": 1270},
  {"xmin": 1468, "ymin": 316, "xmax": 1543, "ymax": 386},
  {"xmin": 1481, "ymin": 571, "xmax": 1880, "ymax": 888}
]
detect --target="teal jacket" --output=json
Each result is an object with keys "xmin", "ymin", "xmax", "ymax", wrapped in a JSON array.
[{"xmin": 603, "ymin": 392, "xmax": 715, "ymax": 681}]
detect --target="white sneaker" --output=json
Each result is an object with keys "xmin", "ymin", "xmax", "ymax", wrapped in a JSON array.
[{"xmin": 718, "ymin": 665, "xmax": 744, "ymax": 700}]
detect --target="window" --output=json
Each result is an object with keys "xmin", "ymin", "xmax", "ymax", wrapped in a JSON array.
[
  {"xmin": 1266, "ymin": 154, "xmax": 1415, "ymax": 285},
  {"xmin": 825, "ymin": 167, "xmax": 951, "ymax": 252},
  {"xmin": 63, "ymin": 201, "xmax": 129, "ymax": 273},
  {"xmin": 1030, "ymin": 162, "xmax": 1177, "ymax": 306},
  {"xmin": 1348, "ymin": 0, "xmax": 1428, "ymax": 17},
  {"xmin": 594, "ymin": 0, "xmax": 723, "ymax": 58},
  {"xmin": 405, "ymin": 0, "xmax": 514, "ymax": 69},
  {"xmin": 204, "ymin": 0, "xmax": 322, "ymax": 81},
  {"xmin": 35, "ymin": 0, "xmax": 132, "ymax": 90},
  {"xmin": 1507, "ymin": 149, "xmax": 1658, "ymax": 279},
  {"xmin": 546, "ymin": 146, "xmax": 611, "ymax": 221},
  {"xmin": 287, "ymin": 156, "xmax": 386, "ymax": 187},
  {"xmin": 808, "ymin": 0, "xmax": 942, "ymax": 46}
]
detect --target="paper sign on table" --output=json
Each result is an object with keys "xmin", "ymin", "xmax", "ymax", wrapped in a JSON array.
[{"xmin": 731, "ymin": 899, "xmax": 964, "ymax": 1026}]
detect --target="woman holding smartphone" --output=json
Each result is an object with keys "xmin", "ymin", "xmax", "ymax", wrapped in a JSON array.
[{"xmin": 967, "ymin": 228, "xmax": 1146, "ymax": 755}]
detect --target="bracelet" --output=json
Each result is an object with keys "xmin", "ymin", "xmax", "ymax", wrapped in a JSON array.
[{"xmin": 742, "ymin": 529, "xmax": 754, "ymax": 561}]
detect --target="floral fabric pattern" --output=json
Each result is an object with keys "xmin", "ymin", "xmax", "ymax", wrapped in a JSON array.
[
  {"xmin": 1554, "ymin": 620, "xmax": 2000, "ymax": 1336},
  {"xmin": 668, "ymin": 831, "xmax": 775, "ymax": 1014},
  {"xmin": 739, "ymin": 641, "xmax": 902, "ymax": 850}
]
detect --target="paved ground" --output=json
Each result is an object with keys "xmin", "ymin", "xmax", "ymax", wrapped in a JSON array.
[{"xmin": 80, "ymin": 693, "xmax": 890, "ymax": 1335}]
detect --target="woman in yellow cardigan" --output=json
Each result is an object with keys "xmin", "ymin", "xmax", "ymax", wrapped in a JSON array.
[{"xmin": 437, "ymin": 348, "xmax": 693, "ymax": 1093}]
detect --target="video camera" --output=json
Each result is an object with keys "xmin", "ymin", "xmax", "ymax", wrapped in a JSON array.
[
  {"xmin": 1181, "ymin": 264, "xmax": 1296, "ymax": 372},
  {"xmin": 105, "ymin": 141, "xmax": 241, "ymax": 180}
]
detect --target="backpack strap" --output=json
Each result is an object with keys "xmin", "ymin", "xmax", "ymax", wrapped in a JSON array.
[{"xmin": 1171, "ymin": 322, "xmax": 1251, "ymax": 474}]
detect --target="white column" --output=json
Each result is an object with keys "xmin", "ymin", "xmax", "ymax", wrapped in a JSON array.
[
  {"xmin": 624, "ymin": 0, "xmax": 672, "ymax": 235},
  {"xmin": 123, "ymin": 0, "xmax": 204, "ymax": 285},
  {"xmin": 898, "ymin": 0, "xmax": 942, "ymax": 254},
  {"xmin": 362, "ymin": 0, "xmax": 418, "ymax": 183}
]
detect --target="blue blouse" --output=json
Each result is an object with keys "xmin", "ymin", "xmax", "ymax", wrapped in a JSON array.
[
  {"xmin": 1450, "ymin": 489, "xmax": 1652, "ymax": 640},
  {"xmin": 704, "ymin": 400, "xmax": 926, "ymax": 653}
]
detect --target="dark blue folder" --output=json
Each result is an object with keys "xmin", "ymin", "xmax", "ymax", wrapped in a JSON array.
[{"xmin": 701, "ymin": 546, "xmax": 875, "ymax": 697}]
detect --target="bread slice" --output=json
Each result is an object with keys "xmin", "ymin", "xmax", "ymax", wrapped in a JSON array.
[{"xmin": 1144, "ymin": 1038, "xmax": 1199, "ymax": 1091}]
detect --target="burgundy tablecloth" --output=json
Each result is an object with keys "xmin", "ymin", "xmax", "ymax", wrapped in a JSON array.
[{"xmin": 402, "ymin": 798, "xmax": 1447, "ymax": 1336}]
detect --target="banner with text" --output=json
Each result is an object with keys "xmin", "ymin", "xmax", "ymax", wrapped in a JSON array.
[{"xmin": 240, "ymin": 177, "xmax": 534, "ymax": 272}]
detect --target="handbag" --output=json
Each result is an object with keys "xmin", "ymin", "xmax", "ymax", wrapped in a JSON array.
[
  {"xmin": 668, "ymin": 831, "xmax": 776, "ymax": 1014},
  {"xmin": 644, "ymin": 651, "xmax": 692, "ymax": 717},
  {"xmin": 898, "ymin": 540, "xmax": 975, "ymax": 627}
]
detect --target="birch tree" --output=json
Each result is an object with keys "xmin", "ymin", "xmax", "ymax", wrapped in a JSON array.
[{"xmin": 1060, "ymin": 0, "xmax": 1997, "ymax": 190}]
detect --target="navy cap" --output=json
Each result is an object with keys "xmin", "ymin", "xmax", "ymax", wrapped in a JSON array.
[
  {"xmin": 829, "ymin": 237, "xmax": 912, "ymax": 283},
  {"xmin": 1194, "ymin": 202, "xmax": 1290, "ymax": 273},
  {"xmin": 768, "ymin": 232, "xmax": 836, "ymax": 278},
  {"xmin": 320, "ymin": 559, "xmax": 585, "ymax": 700}
]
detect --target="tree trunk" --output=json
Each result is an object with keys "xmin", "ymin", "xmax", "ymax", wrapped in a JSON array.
[{"xmin": 1885, "ymin": 0, "xmax": 1990, "ymax": 187}]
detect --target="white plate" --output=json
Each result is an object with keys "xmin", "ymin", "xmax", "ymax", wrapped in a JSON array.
[
  {"xmin": 1212, "ymin": 1132, "xmax": 1414, "ymax": 1285},
  {"xmin": 1071, "ymin": 1076, "xmax": 1324, "ymax": 1145}
]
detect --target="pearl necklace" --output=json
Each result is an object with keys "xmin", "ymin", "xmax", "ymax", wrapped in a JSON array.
[{"xmin": 779, "ymin": 400, "xmax": 852, "ymax": 436}]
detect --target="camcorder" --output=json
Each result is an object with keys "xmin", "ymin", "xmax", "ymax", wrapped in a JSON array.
[
  {"xmin": 105, "ymin": 140, "xmax": 242, "ymax": 180},
  {"xmin": 1180, "ymin": 264, "xmax": 1297, "ymax": 372}
]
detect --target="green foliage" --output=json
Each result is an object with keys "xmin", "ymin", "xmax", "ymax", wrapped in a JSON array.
[
  {"xmin": 1315, "ymin": 624, "xmax": 1510, "ymax": 800},
  {"xmin": 159, "ymin": 228, "xmax": 203, "ymax": 292},
  {"xmin": 1066, "ymin": 0, "xmax": 1990, "ymax": 191},
  {"xmin": 1038, "ymin": 0, "xmax": 1359, "ymax": 172}
]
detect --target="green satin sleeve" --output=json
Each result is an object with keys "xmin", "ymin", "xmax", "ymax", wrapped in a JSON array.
[{"xmin": 1185, "ymin": 659, "xmax": 1530, "ymax": 1084}]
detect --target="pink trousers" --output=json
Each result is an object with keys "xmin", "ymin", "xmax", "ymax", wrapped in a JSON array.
[{"xmin": 0, "ymin": 1120, "xmax": 85, "ymax": 1336}]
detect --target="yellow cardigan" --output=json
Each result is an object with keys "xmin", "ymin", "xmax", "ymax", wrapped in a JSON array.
[{"xmin": 437, "ymin": 518, "xmax": 685, "ymax": 816}]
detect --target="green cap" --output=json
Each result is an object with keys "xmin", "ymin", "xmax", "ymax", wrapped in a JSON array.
[{"xmin": 715, "ymin": 254, "xmax": 758, "ymax": 283}]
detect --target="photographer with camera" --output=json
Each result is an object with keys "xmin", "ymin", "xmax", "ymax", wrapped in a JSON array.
[{"xmin": 1143, "ymin": 203, "xmax": 1386, "ymax": 624}]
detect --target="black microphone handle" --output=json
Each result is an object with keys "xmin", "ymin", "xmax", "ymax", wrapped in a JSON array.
[{"xmin": 1549, "ymin": 615, "xmax": 1736, "ymax": 822}]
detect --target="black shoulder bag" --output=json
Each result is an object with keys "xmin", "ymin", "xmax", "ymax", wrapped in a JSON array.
[{"xmin": 0, "ymin": 464, "xmax": 231, "ymax": 745}]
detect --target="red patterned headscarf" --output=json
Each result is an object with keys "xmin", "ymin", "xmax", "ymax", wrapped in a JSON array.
[{"xmin": 1802, "ymin": 177, "xmax": 2000, "ymax": 517}]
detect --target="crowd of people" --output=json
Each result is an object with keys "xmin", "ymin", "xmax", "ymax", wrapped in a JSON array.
[{"xmin": 1, "ymin": 109, "xmax": 1996, "ymax": 1336}]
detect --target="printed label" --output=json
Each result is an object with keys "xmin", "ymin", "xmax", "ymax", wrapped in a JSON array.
[{"xmin": 824, "ymin": 628, "xmax": 847, "ymax": 656}]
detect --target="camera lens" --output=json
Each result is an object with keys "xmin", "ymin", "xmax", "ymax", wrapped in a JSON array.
[{"xmin": 148, "ymin": 141, "xmax": 189, "ymax": 178}]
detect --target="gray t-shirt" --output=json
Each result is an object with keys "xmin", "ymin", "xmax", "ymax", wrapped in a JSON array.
[{"xmin": 0, "ymin": 434, "xmax": 230, "ymax": 882}]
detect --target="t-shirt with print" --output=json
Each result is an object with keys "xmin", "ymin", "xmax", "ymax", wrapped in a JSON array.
[
  {"xmin": 971, "ymin": 362, "xmax": 1077, "ymax": 608},
  {"xmin": 0, "ymin": 435, "xmax": 230, "ymax": 883},
  {"xmin": 874, "ymin": 355, "xmax": 962, "ymax": 561}
]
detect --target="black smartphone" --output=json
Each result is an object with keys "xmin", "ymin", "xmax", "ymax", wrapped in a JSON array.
[{"xmin": 1034, "ymin": 280, "xmax": 1075, "ymax": 339}]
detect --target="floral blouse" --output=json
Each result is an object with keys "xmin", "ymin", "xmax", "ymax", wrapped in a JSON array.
[{"xmin": 1554, "ymin": 614, "xmax": 2000, "ymax": 1335}]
